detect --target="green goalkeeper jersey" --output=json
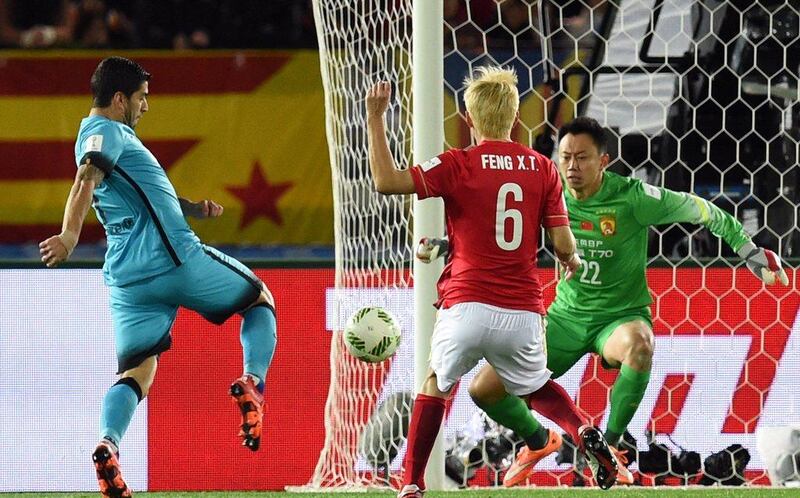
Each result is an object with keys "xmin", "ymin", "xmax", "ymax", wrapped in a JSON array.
[{"xmin": 548, "ymin": 171, "xmax": 751, "ymax": 318}]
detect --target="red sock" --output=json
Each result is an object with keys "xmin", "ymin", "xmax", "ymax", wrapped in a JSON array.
[
  {"xmin": 402, "ymin": 393, "xmax": 447, "ymax": 489},
  {"xmin": 527, "ymin": 379, "xmax": 588, "ymax": 444}
]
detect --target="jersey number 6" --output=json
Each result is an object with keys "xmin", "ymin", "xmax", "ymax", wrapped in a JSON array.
[{"xmin": 496, "ymin": 182, "xmax": 523, "ymax": 251}]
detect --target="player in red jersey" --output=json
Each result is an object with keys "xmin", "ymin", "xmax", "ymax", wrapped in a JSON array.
[{"xmin": 366, "ymin": 67, "xmax": 619, "ymax": 497}]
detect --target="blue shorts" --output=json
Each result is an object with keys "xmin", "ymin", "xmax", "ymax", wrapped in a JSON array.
[{"xmin": 108, "ymin": 245, "xmax": 266, "ymax": 373}]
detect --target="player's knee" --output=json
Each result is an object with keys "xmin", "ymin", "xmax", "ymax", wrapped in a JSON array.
[
  {"xmin": 246, "ymin": 282, "xmax": 275, "ymax": 312},
  {"xmin": 120, "ymin": 355, "xmax": 158, "ymax": 399},
  {"xmin": 467, "ymin": 382, "xmax": 487, "ymax": 407},
  {"xmin": 626, "ymin": 328, "xmax": 654, "ymax": 369},
  {"xmin": 468, "ymin": 374, "xmax": 505, "ymax": 408}
]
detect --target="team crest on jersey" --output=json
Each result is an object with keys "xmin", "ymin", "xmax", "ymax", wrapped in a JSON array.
[{"xmin": 599, "ymin": 214, "xmax": 616, "ymax": 236}]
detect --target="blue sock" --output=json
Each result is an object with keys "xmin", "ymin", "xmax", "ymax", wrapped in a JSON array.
[
  {"xmin": 240, "ymin": 305, "xmax": 277, "ymax": 394},
  {"xmin": 99, "ymin": 382, "xmax": 140, "ymax": 446}
]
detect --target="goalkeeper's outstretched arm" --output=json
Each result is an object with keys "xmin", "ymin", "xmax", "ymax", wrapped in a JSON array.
[{"xmin": 633, "ymin": 182, "xmax": 788, "ymax": 285}]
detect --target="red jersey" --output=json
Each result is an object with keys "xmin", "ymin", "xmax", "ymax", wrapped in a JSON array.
[{"xmin": 410, "ymin": 140, "xmax": 569, "ymax": 313}]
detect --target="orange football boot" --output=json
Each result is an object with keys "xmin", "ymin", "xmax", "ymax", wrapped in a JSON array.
[
  {"xmin": 230, "ymin": 375, "xmax": 265, "ymax": 451},
  {"xmin": 611, "ymin": 446, "xmax": 635, "ymax": 485},
  {"xmin": 92, "ymin": 441, "xmax": 132, "ymax": 498},
  {"xmin": 503, "ymin": 429, "xmax": 563, "ymax": 487}
]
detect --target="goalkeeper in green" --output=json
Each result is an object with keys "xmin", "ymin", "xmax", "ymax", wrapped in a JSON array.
[{"xmin": 417, "ymin": 116, "xmax": 789, "ymax": 486}]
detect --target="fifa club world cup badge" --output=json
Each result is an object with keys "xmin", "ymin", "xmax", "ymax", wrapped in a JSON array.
[{"xmin": 600, "ymin": 214, "xmax": 616, "ymax": 236}]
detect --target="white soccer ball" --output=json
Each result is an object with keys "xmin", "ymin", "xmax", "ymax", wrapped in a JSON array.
[{"xmin": 343, "ymin": 306, "xmax": 401, "ymax": 363}]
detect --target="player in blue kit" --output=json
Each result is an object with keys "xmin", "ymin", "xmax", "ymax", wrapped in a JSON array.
[{"xmin": 38, "ymin": 57, "xmax": 277, "ymax": 498}]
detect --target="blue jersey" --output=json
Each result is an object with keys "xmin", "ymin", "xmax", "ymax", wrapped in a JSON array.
[{"xmin": 75, "ymin": 115, "xmax": 201, "ymax": 286}]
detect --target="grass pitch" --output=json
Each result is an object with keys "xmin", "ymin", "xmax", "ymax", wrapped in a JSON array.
[{"xmin": 3, "ymin": 489, "xmax": 799, "ymax": 498}]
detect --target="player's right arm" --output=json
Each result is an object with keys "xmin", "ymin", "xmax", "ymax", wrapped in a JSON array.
[
  {"xmin": 365, "ymin": 81, "xmax": 415, "ymax": 194},
  {"xmin": 39, "ymin": 160, "xmax": 106, "ymax": 267},
  {"xmin": 40, "ymin": 123, "xmax": 124, "ymax": 268}
]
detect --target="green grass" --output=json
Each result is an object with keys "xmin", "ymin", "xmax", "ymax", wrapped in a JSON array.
[{"xmin": 2, "ymin": 489, "xmax": 798, "ymax": 498}]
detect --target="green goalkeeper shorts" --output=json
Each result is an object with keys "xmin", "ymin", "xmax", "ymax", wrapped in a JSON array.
[{"xmin": 544, "ymin": 306, "xmax": 652, "ymax": 378}]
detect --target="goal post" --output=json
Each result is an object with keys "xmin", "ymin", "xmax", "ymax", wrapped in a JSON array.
[{"xmin": 412, "ymin": 0, "xmax": 446, "ymax": 491}]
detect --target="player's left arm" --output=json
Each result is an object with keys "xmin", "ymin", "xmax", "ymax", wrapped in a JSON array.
[
  {"xmin": 38, "ymin": 160, "xmax": 106, "ymax": 268},
  {"xmin": 365, "ymin": 81, "xmax": 415, "ymax": 194},
  {"xmin": 633, "ymin": 182, "xmax": 788, "ymax": 285},
  {"xmin": 178, "ymin": 197, "xmax": 223, "ymax": 218}
]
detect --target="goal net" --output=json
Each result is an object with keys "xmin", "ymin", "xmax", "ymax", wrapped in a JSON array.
[
  {"xmin": 306, "ymin": 0, "xmax": 416, "ymax": 489},
  {"xmin": 307, "ymin": 0, "xmax": 800, "ymax": 490}
]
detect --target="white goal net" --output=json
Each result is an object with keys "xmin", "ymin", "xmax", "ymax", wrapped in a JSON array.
[
  {"xmin": 308, "ymin": 0, "xmax": 416, "ymax": 489},
  {"xmin": 308, "ymin": 0, "xmax": 800, "ymax": 490}
]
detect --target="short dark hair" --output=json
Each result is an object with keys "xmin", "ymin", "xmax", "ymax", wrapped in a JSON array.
[
  {"xmin": 558, "ymin": 116, "xmax": 607, "ymax": 154},
  {"xmin": 90, "ymin": 57, "xmax": 151, "ymax": 107}
]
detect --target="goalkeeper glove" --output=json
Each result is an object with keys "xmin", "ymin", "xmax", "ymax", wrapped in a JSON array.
[
  {"xmin": 737, "ymin": 241, "xmax": 789, "ymax": 286},
  {"xmin": 416, "ymin": 237, "xmax": 449, "ymax": 263}
]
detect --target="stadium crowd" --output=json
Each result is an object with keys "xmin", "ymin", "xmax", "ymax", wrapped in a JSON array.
[
  {"xmin": 0, "ymin": 0, "xmax": 318, "ymax": 49},
  {"xmin": 0, "ymin": 0, "xmax": 605, "ymax": 51}
]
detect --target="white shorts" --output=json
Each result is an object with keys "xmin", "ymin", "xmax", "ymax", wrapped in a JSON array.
[{"xmin": 429, "ymin": 302, "xmax": 551, "ymax": 396}]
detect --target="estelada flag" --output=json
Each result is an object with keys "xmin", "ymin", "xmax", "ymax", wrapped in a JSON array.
[{"xmin": 0, "ymin": 51, "xmax": 333, "ymax": 245}]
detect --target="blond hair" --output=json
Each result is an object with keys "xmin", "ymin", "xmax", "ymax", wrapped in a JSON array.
[{"xmin": 463, "ymin": 66, "xmax": 519, "ymax": 139}]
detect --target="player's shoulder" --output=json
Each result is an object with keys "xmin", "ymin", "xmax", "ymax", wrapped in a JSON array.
[
  {"xmin": 78, "ymin": 116, "xmax": 132, "ymax": 140},
  {"xmin": 437, "ymin": 146, "xmax": 474, "ymax": 170},
  {"xmin": 522, "ymin": 145, "xmax": 560, "ymax": 174},
  {"xmin": 604, "ymin": 171, "xmax": 663, "ymax": 203},
  {"xmin": 487, "ymin": 141, "xmax": 547, "ymax": 158},
  {"xmin": 505, "ymin": 142, "xmax": 556, "ymax": 170},
  {"xmin": 605, "ymin": 171, "xmax": 643, "ymax": 193},
  {"xmin": 523, "ymin": 143, "xmax": 548, "ymax": 159},
  {"xmin": 76, "ymin": 117, "xmax": 133, "ymax": 164},
  {"xmin": 445, "ymin": 146, "xmax": 469, "ymax": 159}
]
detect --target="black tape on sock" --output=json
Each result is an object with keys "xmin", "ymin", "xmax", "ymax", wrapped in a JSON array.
[{"xmin": 114, "ymin": 377, "xmax": 143, "ymax": 403}]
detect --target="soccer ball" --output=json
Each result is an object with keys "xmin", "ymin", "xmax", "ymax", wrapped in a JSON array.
[{"xmin": 343, "ymin": 306, "xmax": 401, "ymax": 363}]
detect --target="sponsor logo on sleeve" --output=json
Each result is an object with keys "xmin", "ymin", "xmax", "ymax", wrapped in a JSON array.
[
  {"xmin": 85, "ymin": 135, "xmax": 104, "ymax": 153},
  {"xmin": 420, "ymin": 157, "xmax": 441, "ymax": 172},
  {"xmin": 643, "ymin": 183, "xmax": 662, "ymax": 200}
]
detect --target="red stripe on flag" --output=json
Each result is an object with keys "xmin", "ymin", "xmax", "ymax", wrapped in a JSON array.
[
  {"xmin": 0, "ymin": 55, "xmax": 290, "ymax": 95},
  {"xmin": 0, "ymin": 139, "xmax": 198, "ymax": 180},
  {"xmin": 0, "ymin": 223, "xmax": 106, "ymax": 244}
]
